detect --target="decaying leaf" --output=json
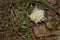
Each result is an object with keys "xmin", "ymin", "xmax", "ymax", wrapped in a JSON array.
[
  {"xmin": 33, "ymin": 26, "xmax": 44, "ymax": 37},
  {"xmin": 38, "ymin": 24, "xmax": 50, "ymax": 36},
  {"xmin": 46, "ymin": 21, "xmax": 52, "ymax": 28},
  {"xmin": 33, "ymin": 23, "xmax": 50, "ymax": 37}
]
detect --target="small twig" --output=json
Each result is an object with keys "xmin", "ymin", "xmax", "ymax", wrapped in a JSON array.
[
  {"xmin": 10, "ymin": 8, "xmax": 27, "ymax": 40},
  {"xmin": 45, "ymin": 2, "xmax": 60, "ymax": 15},
  {"xmin": 34, "ymin": 22, "xmax": 43, "ymax": 33},
  {"xmin": 15, "ymin": 30, "xmax": 27, "ymax": 40},
  {"xmin": 36, "ymin": 0, "xmax": 60, "ymax": 15},
  {"xmin": 29, "ymin": 28, "xmax": 37, "ymax": 40}
]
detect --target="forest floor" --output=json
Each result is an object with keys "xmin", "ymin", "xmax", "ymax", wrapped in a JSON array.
[{"xmin": 0, "ymin": 0, "xmax": 60, "ymax": 40}]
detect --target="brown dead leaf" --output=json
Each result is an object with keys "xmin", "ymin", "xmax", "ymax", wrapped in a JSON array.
[
  {"xmin": 46, "ymin": 21, "xmax": 52, "ymax": 28},
  {"xmin": 33, "ymin": 23, "xmax": 50, "ymax": 37},
  {"xmin": 33, "ymin": 26, "xmax": 44, "ymax": 37},
  {"xmin": 39, "ymin": 24, "xmax": 50, "ymax": 36}
]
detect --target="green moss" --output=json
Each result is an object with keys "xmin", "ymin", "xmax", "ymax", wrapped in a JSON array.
[{"xmin": 51, "ymin": 21, "xmax": 57, "ymax": 29}]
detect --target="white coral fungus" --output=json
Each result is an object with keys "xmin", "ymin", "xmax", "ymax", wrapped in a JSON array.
[{"xmin": 29, "ymin": 7, "xmax": 45, "ymax": 23}]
